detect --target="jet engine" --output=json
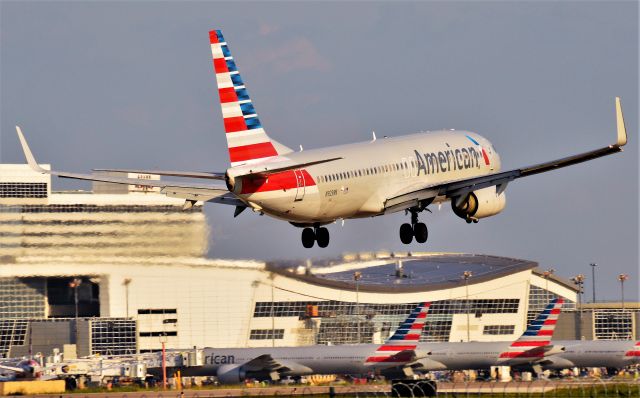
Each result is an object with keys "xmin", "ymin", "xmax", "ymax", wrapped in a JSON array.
[
  {"xmin": 451, "ymin": 186, "xmax": 506, "ymax": 221},
  {"xmin": 225, "ymin": 171, "xmax": 237, "ymax": 193},
  {"xmin": 216, "ymin": 364, "xmax": 246, "ymax": 384}
]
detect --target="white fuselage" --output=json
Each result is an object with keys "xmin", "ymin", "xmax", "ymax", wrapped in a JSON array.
[
  {"xmin": 165, "ymin": 340, "xmax": 639, "ymax": 382},
  {"xmin": 227, "ymin": 130, "xmax": 500, "ymax": 224}
]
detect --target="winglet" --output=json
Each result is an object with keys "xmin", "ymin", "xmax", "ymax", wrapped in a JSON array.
[
  {"xmin": 15, "ymin": 126, "xmax": 47, "ymax": 173},
  {"xmin": 615, "ymin": 97, "xmax": 627, "ymax": 147}
]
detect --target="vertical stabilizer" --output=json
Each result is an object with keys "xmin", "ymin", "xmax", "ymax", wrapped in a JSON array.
[
  {"xmin": 365, "ymin": 302, "xmax": 431, "ymax": 366},
  {"xmin": 499, "ymin": 297, "xmax": 564, "ymax": 360},
  {"xmin": 209, "ymin": 30, "xmax": 292, "ymax": 167}
]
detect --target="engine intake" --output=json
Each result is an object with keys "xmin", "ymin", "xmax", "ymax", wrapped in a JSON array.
[
  {"xmin": 452, "ymin": 186, "xmax": 506, "ymax": 220},
  {"xmin": 216, "ymin": 364, "xmax": 246, "ymax": 384}
]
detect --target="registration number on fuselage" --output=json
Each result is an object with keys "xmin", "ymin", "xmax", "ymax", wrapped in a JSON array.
[{"xmin": 325, "ymin": 189, "xmax": 338, "ymax": 197}]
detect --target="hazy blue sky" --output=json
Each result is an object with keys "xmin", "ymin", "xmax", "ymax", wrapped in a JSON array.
[{"xmin": 1, "ymin": 1, "xmax": 637, "ymax": 300}]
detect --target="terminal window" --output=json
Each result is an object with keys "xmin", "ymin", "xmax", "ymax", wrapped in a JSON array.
[
  {"xmin": 0, "ymin": 183, "xmax": 47, "ymax": 198},
  {"xmin": 250, "ymin": 329, "xmax": 284, "ymax": 340},
  {"xmin": 594, "ymin": 310, "xmax": 633, "ymax": 340},
  {"xmin": 91, "ymin": 319, "xmax": 137, "ymax": 355},
  {"xmin": 254, "ymin": 299, "xmax": 519, "ymax": 344},
  {"xmin": 483, "ymin": 325, "xmax": 515, "ymax": 335},
  {"xmin": 0, "ymin": 320, "xmax": 28, "ymax": 358},
  {"xmin": 0, "ymin": 278, "xmax": 46, "ymax": 318}
]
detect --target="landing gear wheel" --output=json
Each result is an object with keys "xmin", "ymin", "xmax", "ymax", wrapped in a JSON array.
[
  {"xmin": 301, "ymin": 228, "xmax": 315, "ymax": 248},
  {"xmin": 414, "ymin": 222, "xmax": 428, "ymax": 243},
  {"xmin": 399, "ymin": 223, "xmax": 413, "ymax": 244},
  {"xmin": 316, "ymin": 227, "xmax": 330, "ymax": 248}
]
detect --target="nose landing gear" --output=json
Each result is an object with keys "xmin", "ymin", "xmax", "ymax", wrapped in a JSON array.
[
  {"xmin": 301, "ymin": 225, "xmax": 330, "ymax": 248},
  {"xmin": 399, "ymin": 210, "xmax": 429, "ymax": 244}
]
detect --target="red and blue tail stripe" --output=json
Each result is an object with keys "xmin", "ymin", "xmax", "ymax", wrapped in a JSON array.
[
  {"xmin": 365, "ymin": 302, "xmax": 430, "ymax": 366},
  {"xmin": 209, "ymin": 29, "xmax": 279, "ymax": 166},
  {"xmin": 625, "ymin": 341, "xmax": 640, "ymax": 358},
  {"xmin": 499, "ymin": 298, "xmax": 563, "ymax": 360}
]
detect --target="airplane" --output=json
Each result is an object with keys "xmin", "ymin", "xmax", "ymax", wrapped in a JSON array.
[
  {"xmin": 154, "ymin": 302, "xmax": 431, "ymax": 383},
  {"xmin": 420, "ymin": 299, "xmax": 640, "ymax": 374},
  {"xmin": 536, "ymin": 339, "xmax": 640, "ymax": 371},
  {"xmin": 15, "ymin": 29, "xmax": 629, "ymax": 248},
  {"xmin": 0, "ymin": 358, "xmax": 46, "ymax": 381},
  {"xmin": 414, "ymin": 298, "xmax": 566, "ymax": 374},
  {"xmin": 154, "ymin": 300, "xmax": 571, "ymax": 384}
]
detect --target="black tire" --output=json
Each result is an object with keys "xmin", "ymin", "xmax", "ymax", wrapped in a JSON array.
[
  {"xmin": 399, "ymin": 223, "xmax": 413, "ymax": 244},
  {"xmin": 301, "ymin": 228, "xmax": 315, "ymax": 248},
  {"xmin": 316, "ymin": 227, "xmax": 330, "ymax": 248},
  {"xmin": 414, "ymin": 222, "xmax": 428, "ymax": 243}
]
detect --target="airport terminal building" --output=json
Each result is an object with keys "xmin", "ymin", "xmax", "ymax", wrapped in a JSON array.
[{"xmin": 0, "ymin": 164, "xmax": 637, "ymax": 359}]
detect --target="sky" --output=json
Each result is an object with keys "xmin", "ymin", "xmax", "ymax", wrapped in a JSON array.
[{"xmin": 1, "ymin": 1, "xmax": 638, "ymax": 301}]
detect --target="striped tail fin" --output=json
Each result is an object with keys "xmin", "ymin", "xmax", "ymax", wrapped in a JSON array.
[
  {"xmin": 499, "ymin": 297, "xmax": 564, "ymax": 360},
  {"xmin": 365, "ymin": 302, "xmax": 431, "ymax": 366},
  {"xmin": 624, "ymin": 341, "xmax": 640, "ymax": 359},
  {"xmin": 209, "ymin": 30, "xmax": 292, "ymax": 167}
]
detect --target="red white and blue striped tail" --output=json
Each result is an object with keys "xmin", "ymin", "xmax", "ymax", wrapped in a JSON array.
[
  {"xmin": 624, "ymin": 341, "xmax": 640, "ymax": 359},
  {"xmin": 498, "ymin": 297, "xmax": 564, "ymax": 360},
  {"xmin": 365, "ymin": 302, "xmax": 430, "ymax": 367},
  {"xmin": 209, "ymin": 30, "xmax": 292, "ymax": 167}
]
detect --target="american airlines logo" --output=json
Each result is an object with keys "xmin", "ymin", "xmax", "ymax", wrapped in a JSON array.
[
  {"xmin": 414, "ymin": 146, "xmax": 483, "ymax": 176},
  {"xmin": 204, "ymin": 354, "xmax": 235, "ymax": 365}
]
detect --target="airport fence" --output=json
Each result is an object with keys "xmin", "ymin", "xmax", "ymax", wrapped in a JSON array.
[{"xmin": 10, "ymin": 379, "xmax": 640, "ymax": 398}]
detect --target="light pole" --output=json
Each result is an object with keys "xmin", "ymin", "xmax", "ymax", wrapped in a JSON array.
[
  {"xmin": 590, "ymin": 263, "xmax": 597, "ymax": 303},
  {"xmin": 618, "ymin": 274, "xmax": 628, "ymax": 311},
  {"xmin": 543, "ymin": 268, "xmax": 555, "ymax": 300},
  {"xmin": 571, "ymin": 274, "xmax": 585, "ymax": 339},
  {"xmin": 269, "ymin": 273, "xmax": 276, "ymax": 348},
  {"xmin": 354, "ymin": 271, "xmax": 362, "ymax": 344},
  {"xmin": 69, "ymin": 278, "xmax": 82, "ymax": 344},
  {"xmin": 123, "ymin": 278, "xmax": 132, "ymax": 318},
  {"xmin": 462, "ymin": 271, "xmax": 473, "ymax": 342}
]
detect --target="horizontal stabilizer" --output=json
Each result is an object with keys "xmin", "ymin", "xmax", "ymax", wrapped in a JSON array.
[
  {"xmin": 93, "ymin": 168, "xmax": 225, "ymax": 180},
  {"xmin": 15, "ymin": 126, "xmax": 236, "ymax": 206}
]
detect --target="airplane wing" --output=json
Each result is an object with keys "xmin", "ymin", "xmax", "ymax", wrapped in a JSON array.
[
  {"xmin": 0, "ymin": 364, "xmax": 26, "ymax": 374},
  {"xmin": 15, "ymin": 127, "xmax": 242, "ymax": 207},
  {"xmin": 384, "ymin": 97, "xmax": 628, "ymax": 213},
  {"xmin": 238, "ymin": 354, "xmax": 312, "ymax": 378}
]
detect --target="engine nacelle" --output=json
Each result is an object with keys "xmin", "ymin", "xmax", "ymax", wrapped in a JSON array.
[
  {"xmin": 216, "ymin": 364, "xmax": 245, "ymax": 384},
  {"xmin": 451, "ymin": 186, "xmax": 506, "ymax": 220}
]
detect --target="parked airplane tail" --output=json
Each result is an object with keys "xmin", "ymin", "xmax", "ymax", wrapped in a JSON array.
[
  {"xmin": 624, "ymin": 341, "xmax": 640, "ymax": 359},
  {"xmin": 209, "ymin": 29, "xmax": 292, "ymax": 167},
  {"xmin": 365, "ymin": 302, "xmax": 430, "ymax": 366},
  {"xmin": 499, "ymin": 297, "xmax": 564, "ymax": 360}
]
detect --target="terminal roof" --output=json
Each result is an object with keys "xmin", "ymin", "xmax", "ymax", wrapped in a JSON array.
[{"xmin": 268, "ymin": 253, "xmax": 539, "ymax": 293}]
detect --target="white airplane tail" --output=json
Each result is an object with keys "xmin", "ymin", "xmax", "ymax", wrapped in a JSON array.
[
  {"xmin": 364, "ymin": 302, "xmax": 431, "ymax": 367},
  {"xmin": 209, "ymin": 30, "xmax": 292, "ymax": 167}
]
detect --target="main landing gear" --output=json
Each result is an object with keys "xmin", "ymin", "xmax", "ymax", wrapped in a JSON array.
[
  {"xmin": 301, "ymin": 225, "xmax": 330, "ymax": 248},
  {"xmin": 399, "ymin": 210, "xmax": 428, "ymax": 244}
]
